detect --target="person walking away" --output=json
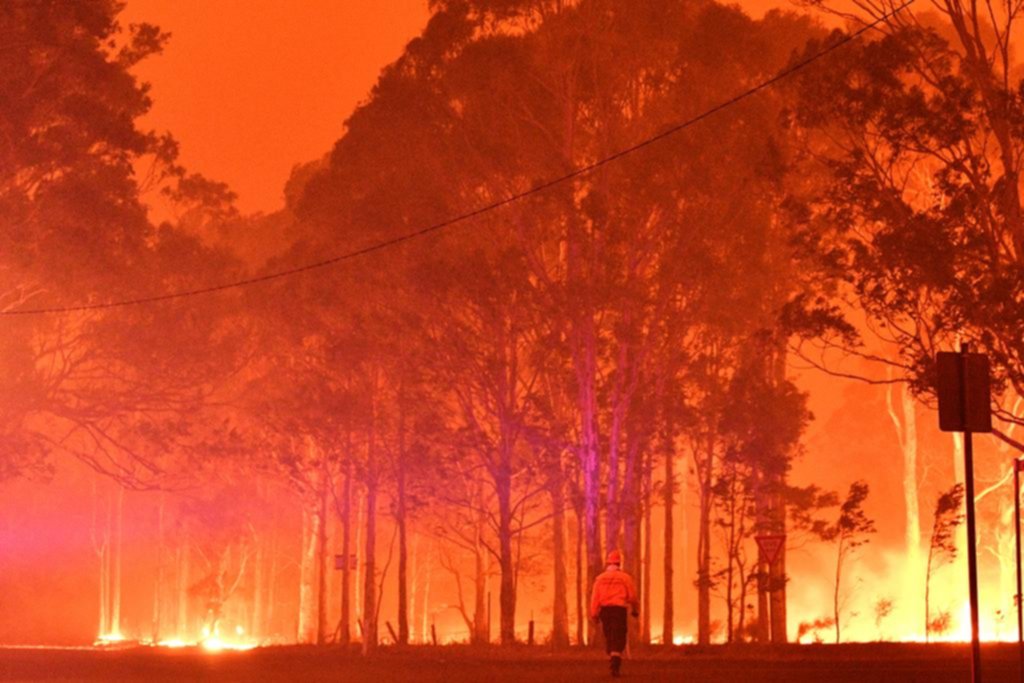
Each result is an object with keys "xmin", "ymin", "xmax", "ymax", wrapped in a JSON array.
[{"xmin": 590, "ymin": 549, "xmax": 639, "ymax": 677}]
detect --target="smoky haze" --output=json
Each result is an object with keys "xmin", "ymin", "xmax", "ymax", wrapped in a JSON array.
[{"xmin": 1, "ymin": 0, "xmax": 1022, "ymax": 662}]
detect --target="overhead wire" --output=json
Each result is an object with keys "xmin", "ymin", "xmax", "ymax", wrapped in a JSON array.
[{"xmin": 2, "ymin": 0, "xmax": 914, "ymax": 316}]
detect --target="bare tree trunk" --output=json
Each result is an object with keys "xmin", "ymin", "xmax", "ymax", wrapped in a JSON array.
[
  {"xmin": 340, "ymin": 456, "xmax": 353, "ymax": 646},
  {"xmin": 551, "ymin": 469, "xmax": 570, "ymax": 649},
  {"xmin": 92, "ymin": 476, "xmax": 110, "ymax": 638},
  {"xmin": 355, "ymin": 487, "xmax": 365, "ymax": 635},
  {"xmin": 696, "ymin": 436, "xmax": 714, "ymax": 645},
  {"xmin": 252, "ymin": 538, "xmax": 265, "ymax": 641},
  {"xmin": 618, "ymin": 438, "xmax": 634, "ymax": 647},
  {"xmin": 560, "ymin": 73, "xmax": 601, "ymax": 645},
  {"xmin": 316, "ymin": 461, "xmax": 330, "ymax": 645},
  {"xmin": 111, "ymin": 486, "xmax": 124, "ymax": 637},
  {"xmin": 575, "ymin": 508, "xmax": 585, "ymax": 645},
  {"xmin": 473, "ymin": 513, "xmax": 488, "ymax": 643},
  {"xmin": 663, "ymin": 431, "xmax": 674, "ymax": 646},
  {"xmin": 768, "ymin": 348, "xmax": 789, "ymax": 644},
  {"xmin": 497, "ymin": 461, "xmax": 516, "ymax": 644},
  {"xmin": 409, "ymin": 535, "xmax": 418, "ymax": 644},
  {"xmin": 267, "ymin": 535, "xmax": 278, "ymax": 639},
  {"xmin": 925, "ymin": 538, "xmax": 934, "ymax": 641},
  {"xmin": 298, "ymin": 505, "xmax": 318, "ymax": 643},
  {"xmin": 362, "ymin": 414, "xmax": 379, "ymax": 653},
  {"xmin": 769, "ymin": 494, "xmax": 788, "ymax": 643},
  {"xmin": 575, "ymin": 317, "xmax": 603, "ymax": 632},
  {"xmin": 834, "ymin": 537, "xmax": 844, "ymax": 643},
  {"xmin": 422, "ymin": 556, "xmax": 432, "ymax": 644},
  {"xmin": 888, "ymin": 377, "xmax": 922, "ymax": 619},
  {"xmin": 606, "ymin": 398, "xmax": 626, "ymax": 555},
  {"xmin": 396, "ymin": 412, "xmax": 409, "ymax": 646},
  {"xmin": 642, "ymin": 449, "xmax": 652, "ymax": 645},
  {"xmin": 176, "ymin": 539, "xmax": 189, "ymax": 638},
  {"xmin": 152, "ymin": 492, "xmax": 165, "ymax": 642}
]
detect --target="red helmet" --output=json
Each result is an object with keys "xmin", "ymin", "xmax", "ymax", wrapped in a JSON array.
[{"xmin": 607, "ymin": 549, "xmax": 623, "ymax": 565}]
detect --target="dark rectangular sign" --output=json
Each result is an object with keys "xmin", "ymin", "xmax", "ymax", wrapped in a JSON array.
[{"xmin": 936, "ymin": 351, "xmax": 992, "ymax": 433}]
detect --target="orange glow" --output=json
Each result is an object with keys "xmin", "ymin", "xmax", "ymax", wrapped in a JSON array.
[
  {"xmin": 4, "ymin": 0, "xmax": 1024, "ymax": 658},
  {"xmin": 121, "ymin": 0, "xmax": 430, "ymax": 214}
]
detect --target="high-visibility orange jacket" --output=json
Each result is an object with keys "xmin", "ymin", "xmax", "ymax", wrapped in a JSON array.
[{"xmin": 590, "ymin": 567, "xmax": 638, "ymax": 619}]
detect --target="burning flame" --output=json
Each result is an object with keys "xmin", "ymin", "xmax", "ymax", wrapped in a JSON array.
[
  {"xmin": 94, "ymin": 633, "xmax": 127, "ymax": 646},
  {"xmin": 155, "ymin": 639, "xmax": 189, "ymax": 648}
]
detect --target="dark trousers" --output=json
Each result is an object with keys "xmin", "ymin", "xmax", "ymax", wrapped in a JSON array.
[{"xmin": 599, "ymin": 605, "xmax": 628, "ymax": 655}]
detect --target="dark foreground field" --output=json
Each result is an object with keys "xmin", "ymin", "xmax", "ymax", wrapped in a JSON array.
[{"xmin": 2, "ymin": 643, "xmax": 1022, "ymax": 682}]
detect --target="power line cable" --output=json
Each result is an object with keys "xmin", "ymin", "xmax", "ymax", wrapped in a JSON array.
[{"xmin": 4, "ymin": 0, "xmax": 913, "ymax": 316}]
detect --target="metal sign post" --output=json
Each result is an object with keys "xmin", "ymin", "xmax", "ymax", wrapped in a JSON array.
[
  {"xmin": 755, "ymin": 534, "xmax": 786, "ymax": 567},
  {"xmin": 963, "ymin": 388, "xmax": 982, "ymax": 683},
  {"xmin": 937, "ymin": 344, "xmax": 992, "ymax": 683},
  {"xmin": 755, "ymin": 534, "xmax": 786, "ymax": 643}
]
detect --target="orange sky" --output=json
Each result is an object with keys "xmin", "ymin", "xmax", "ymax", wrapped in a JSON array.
[
  {"xmin": 123, "ymin": 0, "xmax": 431, "ymax": 215},
  {"xmin": 122, "ymin": 1, "xmax": 798, "ymax": 217}
]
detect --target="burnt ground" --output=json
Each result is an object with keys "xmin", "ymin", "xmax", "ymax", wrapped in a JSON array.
[{"xmin": 1, "ymin": 642, "xmax": 1021, "ymax": 682}]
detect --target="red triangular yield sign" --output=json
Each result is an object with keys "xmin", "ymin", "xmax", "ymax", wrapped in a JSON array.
[{"xmin": 755, "ymin": 534, "xmax": 786, "ymax": 566}]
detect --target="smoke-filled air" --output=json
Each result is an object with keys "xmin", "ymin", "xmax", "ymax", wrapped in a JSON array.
[{"xmin": 3, "ymin": 1, "xmax": 1024, "ymax": 681}]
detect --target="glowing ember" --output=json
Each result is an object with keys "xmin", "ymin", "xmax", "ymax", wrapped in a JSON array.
[
  {"xmin": 201, "ymin": 638, "xmax": 257, "ymax": 652},
  {"xmin": 94, "ymin": 633, "xmax": 128, "ymax": 646},
  {"xmin": 154, "ymin": 639, "xmax": 189, "ymax": 649}
]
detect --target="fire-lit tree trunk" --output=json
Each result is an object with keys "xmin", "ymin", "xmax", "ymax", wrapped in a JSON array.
[
  {"xmin": 362, "ymin": 412, "xmax": 379, "ymax": 653},
  {"xmin": 362, "ymin": 477, "xmax": 378, "ymax": 651},
  {"xmin": 252, "ymin": 538, "xmax": 265, "ymax": 641},
  {"xmin": 316, "ymin": 457, "xmax": 330, "ymax": 645},
  {"xmin": 340, "ymin": 455, "xmax": 353, "ymax": 646},
  {"xmin": 769, "ymin": 494, "xmax": 788, "ymax": 643},
  {"xmin": 575, "ymin": 505, "xmax": 585, "ymax": 646},
  {"xmin": 175, "ymin": 539, "xmax": 189, "ymax": 638},
  {"xmin": 543, "ymin": 67, "xmax": 602, "ymax": 648},
  {"xmin": 754, "ymin": 465, "xmax": 772, "ymax": 644},
  {"xmin": 473, "ymin": 518, "xmax": 487, "ymax": 644},
  {"xmin": 606, "ymin": 396, "xmax": 627, "ymax": 556},
  {"xmin": 354, "ymin": 486, "xmax": 364, "ymax": 635},
  {"xmin": 769, "ymin": 348, "xmax": 789, "ymax": 644},
  {"xmin": 663, "ymin": 428, "xmax": 675, "ymax": 646},
  {"xmin": 496, "ymin": 455, "xmax": 516, "ymax": 645},
  {"xmin": 726, "ymin": 492, "xmax": 736, "ymax": 643},
  {"xmin": 642, "ymin": 448, "xmax": 652, "ymax": 645},
  {"xmin": 396, "ymin": 411, "xmax": 409, "ymax": 646},
  {"xmin": 152, "ymin": 492, "xmax": 165, "ymax": 642},
  {"xmin": 409, "ymin": 535, "xmax": 418, "ymax": 644},
  {"xmin": 887, "ymin": 377, "xmax": 922, "ymax": 620},
  {"xmin": 622, "ymin": 434, "xmax": 642, "ymax": 649},
  {"xmin": 833, "ymin": 534, "xmax": 845, "ymax": 643},
  {"xmin": 549, "ymin": 462, "xmax": 570, "ymax": 649},
  {"xmin": 421, "ymin": 557, "xmax": 432, "ymax": 644},
  {"xmin": 297, "ymin": 504, "xmax": 318, "ymax": 643},
  {"xmin": 573, "ymin": 311, "xmax": 603, "ymax": 630},
  {"xmin": 696, "ymin": 435, "xmax": 715, "ymax": 645},
  {"xmin": 111, "ymin": 485, "xmax": 124, "ymax": 637},
  {"xmin": 91, "ymin": 475, "xmax": 110, "ymax": 638},
  {"xmin": 266, "ymin": 535, "xmax": 278, "ymax": 640}
]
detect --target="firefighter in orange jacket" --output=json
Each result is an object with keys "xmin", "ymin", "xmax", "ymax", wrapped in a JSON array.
[{"xmin": 590, "ymin": 549, "xmax": 638, "ymax": 678}]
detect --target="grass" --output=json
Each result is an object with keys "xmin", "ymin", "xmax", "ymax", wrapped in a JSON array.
[{"xmin": 2, "ymin": 642, "xmax": 1022, "ymax": 682}]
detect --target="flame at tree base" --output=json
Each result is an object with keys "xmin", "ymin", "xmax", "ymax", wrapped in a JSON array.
[{"xmin": 94, "ymin": 625, "xmax": 258, "ymax": 652}]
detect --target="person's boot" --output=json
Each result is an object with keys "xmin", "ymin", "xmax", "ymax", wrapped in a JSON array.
[{"xmin": 610, "ymin": 654, "xmax": 622, "ymax": 677}]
